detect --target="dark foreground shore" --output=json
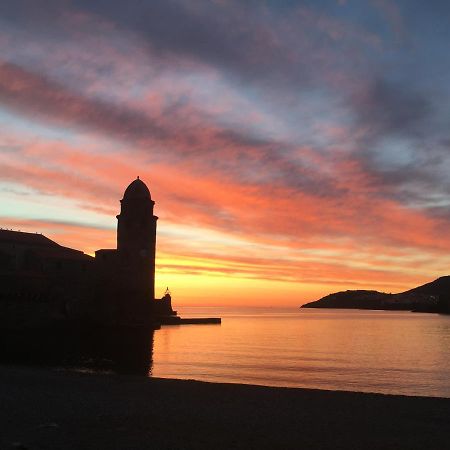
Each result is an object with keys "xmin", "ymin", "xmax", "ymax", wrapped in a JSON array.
[{"xmin": 1, "ymin": 366, "xmax": 449, "ymax": 450}]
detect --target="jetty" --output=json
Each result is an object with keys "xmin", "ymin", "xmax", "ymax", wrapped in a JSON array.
[{"xmin": 158, "ymin": 316, "xmax": 221, "ymax": 325}]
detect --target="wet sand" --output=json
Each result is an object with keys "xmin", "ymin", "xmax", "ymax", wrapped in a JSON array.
[{"xmin": 1, "ymin": 365, "xmax": 449, "ymax": 450}]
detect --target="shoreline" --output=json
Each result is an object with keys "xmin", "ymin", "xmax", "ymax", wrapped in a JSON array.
[{"xmin": 1, "ymin": 365, "xmax": 450, "ymax": 449}]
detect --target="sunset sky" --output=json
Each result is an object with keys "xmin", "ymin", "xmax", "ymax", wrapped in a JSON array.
[{"xmin": 1, "ymin": 0, "xmax": 450, "ymax": 306}]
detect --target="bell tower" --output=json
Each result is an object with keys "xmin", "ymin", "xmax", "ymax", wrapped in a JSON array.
[{"xmin": 116, "ymin": 177, "xmax": 158, "ymax": 300}]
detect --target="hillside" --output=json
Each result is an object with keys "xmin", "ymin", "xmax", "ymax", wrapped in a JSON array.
[
  {"xmin": 301, "ymin": 290, "xmax": 391, "ymax": 309},
  {"xmin": 401, "ymin": 275, "xmax": 450, "ymax": 297},
  {"xmin": 301, "ymin": 276, "xmax": 450, "ymax": 313}
]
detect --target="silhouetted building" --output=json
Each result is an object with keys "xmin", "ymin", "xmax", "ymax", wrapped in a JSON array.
[
  {"xmin": 0, "ymin": 229, "xmax": 93, "ymax": 328},
  {"xmin": 94, "ymin": 177, "xmax": 173, "ymax": 324},
  {"xmin": 0, "ymin": 229, "xmax": 92, "ymax": 298},
  {"xmin": 0, "ymin": 178, "xmax": 175, "ymax": 329},
  {"xmin": 97, "ymin": 177, "xmax": 157, "ymax": 299}
]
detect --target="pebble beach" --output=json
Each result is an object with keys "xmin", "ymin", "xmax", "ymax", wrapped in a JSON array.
[{"xmin": 1, "ymin": 366, "xmax": 449, "ymax": 450}]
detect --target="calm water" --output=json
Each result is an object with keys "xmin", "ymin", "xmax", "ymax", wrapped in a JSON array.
[{"xmin": 151, "ymin": 308, "xmax": 450, "ymax": 397}]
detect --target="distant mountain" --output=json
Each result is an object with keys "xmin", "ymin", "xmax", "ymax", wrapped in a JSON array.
[{"xmin": 301, "ymin": 276, "xmax": 450, "ymax": 313}]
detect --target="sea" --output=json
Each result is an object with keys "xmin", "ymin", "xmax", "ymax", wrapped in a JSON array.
[{"xmin": 151, "ymin": 307, "xmax": 450, "ymax": 398}]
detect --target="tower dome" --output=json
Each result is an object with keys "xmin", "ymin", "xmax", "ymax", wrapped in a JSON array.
[{"xmin": 123, "ymin": 177, "xmax": 151, "ymax": 200}]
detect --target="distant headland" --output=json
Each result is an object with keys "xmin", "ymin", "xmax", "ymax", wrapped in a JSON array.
[{"xmin": 301, "ymin": 276, "xmax": 450, "ymax": 313}]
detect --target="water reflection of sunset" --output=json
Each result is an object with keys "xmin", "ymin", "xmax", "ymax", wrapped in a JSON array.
[{"xmin": 152, "ymin": 308, "xmax": 450, "ymax": 397}]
